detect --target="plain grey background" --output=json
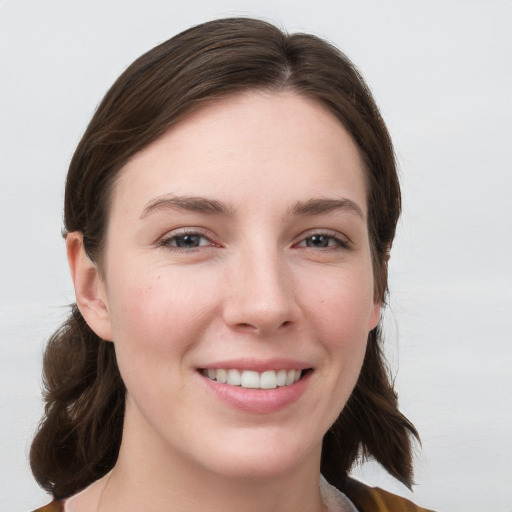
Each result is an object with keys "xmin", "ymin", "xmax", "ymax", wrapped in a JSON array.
[{"xmin": 1, "ymin": 1, "xmax": 511, "ymax": 510}]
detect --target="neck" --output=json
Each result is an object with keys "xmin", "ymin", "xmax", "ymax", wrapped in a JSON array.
[
  {"xmin": 100, "ymin": 449, "xmax": 324, "ymax": 512},
  {"xmin": 96, "ymin": 423, "xmax": 325, "ymax": 512}
]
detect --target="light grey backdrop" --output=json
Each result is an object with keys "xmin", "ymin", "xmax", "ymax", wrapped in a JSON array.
[{"xmin": 1, "ymin": 1, "xmax": 511, "ymax": 511}]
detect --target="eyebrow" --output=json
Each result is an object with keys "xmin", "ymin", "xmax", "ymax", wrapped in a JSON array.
[
  {"xmin": 140, "ymin": 195, "xmax": 236, "ymax": 219},
  {"xmin": 290, "ymin": 198, "xmax": 365, "ymax": 220},
  {"xmin": 141, "ymin": 195, "xmax": 364, "ymax": 221}
]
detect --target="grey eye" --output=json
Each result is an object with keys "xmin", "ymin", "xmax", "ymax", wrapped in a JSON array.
[
  {"xmin": 297, "ymin": 233, "xmax": 350, "ymax": 250},
  {"xmin": 159, "ymin": 232, "xmax": 212, "ymax": 250},
  {"xmin": 172, "ymin": 234, "xmax": 205, "ymax": 248},
  {"xmin": 304, "ymin": 235, "xmax": 333, "ymax": 248}
]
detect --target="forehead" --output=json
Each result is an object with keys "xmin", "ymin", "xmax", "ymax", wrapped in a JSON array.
[{"xmin": 112, "ymin": 91, "xmax": 368, "ymax": 217}]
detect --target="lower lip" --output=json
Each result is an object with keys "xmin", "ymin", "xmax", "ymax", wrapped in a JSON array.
[{"xmin": 199, "ymin": 371, "xmax": 311, "ymax": 414}]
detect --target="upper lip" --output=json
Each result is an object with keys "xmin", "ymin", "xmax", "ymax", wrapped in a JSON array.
[{"xmin": 196, "ymin": 358, "xmax": 313, "ymax": 372}]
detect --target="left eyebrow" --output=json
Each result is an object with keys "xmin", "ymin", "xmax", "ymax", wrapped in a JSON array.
[{"xmin": 290, "ymin": 198, "xmax": 365, "ymax": 220}]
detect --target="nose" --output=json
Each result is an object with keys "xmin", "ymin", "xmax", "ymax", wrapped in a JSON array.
[{"xmin": 222, "ymin": 248, "xmax": 300, "ymax": 336}]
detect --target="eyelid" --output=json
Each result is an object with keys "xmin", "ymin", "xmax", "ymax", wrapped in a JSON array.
[
  {"xmin": 157, "ymin": 227, "xmax": 220, "ymax": 250},
  {"xmin": 155, "ymin": 227, "xmax": 351, "ymax": 251},
  {"xmin": 293, "ymin": 229, "xmax": 352, "ymax": 249}
]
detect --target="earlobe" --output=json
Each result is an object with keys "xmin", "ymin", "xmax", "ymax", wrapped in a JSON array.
[
  {"xmin": 368, "ymin": 301, "xmax": 382, "ymax": 331},
  {"xmin": 66, "ymin": 232, "xmax": 114, "ymax": 341}
]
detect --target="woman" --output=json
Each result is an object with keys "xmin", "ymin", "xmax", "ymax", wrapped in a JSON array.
[{"xmin": 31, "ymin": 17, "xmax": 434, "ymax": 512}]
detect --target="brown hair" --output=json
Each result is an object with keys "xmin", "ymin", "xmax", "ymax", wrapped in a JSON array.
[{"xmin": 30, "ymin": 17, "xmax": 418, "ymax": 499}]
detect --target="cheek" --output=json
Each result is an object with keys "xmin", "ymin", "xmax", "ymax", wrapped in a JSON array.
[
  {"xmin": 302, "ymin": 274, "xmax": 372, "ymax": 426},
  {"xmin": 306, "ymin": 270, "xmax": 375, "ymax": 342},
  {"xmin": 106, "ymin": 269, "xmax": 216, "ymax": 368},
  {"xmin": 304, "ymin": 268, "xmax": 374, "ymax": 396}
]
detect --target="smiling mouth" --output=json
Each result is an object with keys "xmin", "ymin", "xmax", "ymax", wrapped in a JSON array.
[{"xmin": 200, "ymin": 368, "xmax": 310, "ymax": 389}]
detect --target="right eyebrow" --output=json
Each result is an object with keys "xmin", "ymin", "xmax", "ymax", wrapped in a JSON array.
[{"xmin": 140, "ymin": 195, "xmax": 236, "ymax": 219}]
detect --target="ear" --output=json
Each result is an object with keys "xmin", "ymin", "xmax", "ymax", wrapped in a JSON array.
[
  {"xmin": 66, "ymin": 232, "xmax": 114, "ymax": 341},
  {"xmin": 368, "ymin": 300, "xmax": 382, "ymax": 331}
]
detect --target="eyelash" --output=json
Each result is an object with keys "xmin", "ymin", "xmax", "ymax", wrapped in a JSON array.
[
  {"xmin": 157, "ymin": 229, "xmax": 216, "ymax": 252},
  {"xmin": 294, "ymin": 230, "xmax": 352, "ymax": 250},
  {"xmin": 157, "ymin": 229, "xmax": 352, "ymax": 252}
]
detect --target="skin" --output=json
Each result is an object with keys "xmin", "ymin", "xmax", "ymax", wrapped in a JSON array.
[{"xmin": 67, "ymin": 91, "xmax": 380, "ymax": 512}]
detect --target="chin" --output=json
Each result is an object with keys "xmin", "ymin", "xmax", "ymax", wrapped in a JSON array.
[{"xmin": 194, "ymin": 431, "xmax": 321, "ymax": 482}]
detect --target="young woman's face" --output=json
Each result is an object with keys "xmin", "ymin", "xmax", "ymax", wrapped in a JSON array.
[{"xmin": 95, "ymin": 92, "xmax": 380, "ymax": 480}]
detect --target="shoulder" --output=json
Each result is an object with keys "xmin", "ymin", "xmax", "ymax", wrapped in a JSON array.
[
  {"xmin": 31, "ymin": 501, "xmax": 64, "ymax": 512},
  {"xmin": 343, "ymin": 477, "xmax": 436, "ymax": 512}
]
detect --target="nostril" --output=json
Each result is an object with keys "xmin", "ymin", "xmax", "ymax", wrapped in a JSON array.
[
  {"xmin": 235, "ymin": 322, "xmax": 258, "ymax": 333},
  {"xmin": 234, "ymin": 320, "xmax": 293, "ymax": 334}
]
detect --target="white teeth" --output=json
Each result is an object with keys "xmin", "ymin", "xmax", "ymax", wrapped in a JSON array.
[
  {"xmin": 227, "ymin": 369, "xmax": 241, "ymax": 386},
  {"xmin": 204, "ymin": 368, "xmax": 304, "ymax": 389},
  {"xmin": 260, "ymin": 370, "xmax": 277, "ymax": 389},
  {"xmin": 240, "ymin": 370, "xmax": 260, "ymax": 388}
]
